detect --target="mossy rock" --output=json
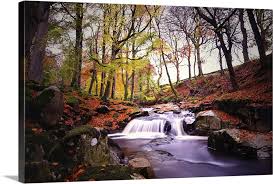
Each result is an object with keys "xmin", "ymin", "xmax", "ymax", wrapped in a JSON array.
[
  {"xmin": 25, "ymin": 80, "xmax": 48, "ymax": 91},
  {"xmin": 78, "ymin": 165, "xmax": 135, "ymax": 181},
  {"xmin": 33, "ymin": 86, "xmax": 64, "ymax": 127},
  {"xmin": 48, "ymin": 125, "xmax": 100, "ymax": 159},
  {"xmin": 34, "ymin": 89, "xmax": 55, "ymax": 111}
]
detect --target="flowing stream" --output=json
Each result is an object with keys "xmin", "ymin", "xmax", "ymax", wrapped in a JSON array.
[{"xmin": 108, "ymin": 108, "xmax": 272, "ymax": 178}]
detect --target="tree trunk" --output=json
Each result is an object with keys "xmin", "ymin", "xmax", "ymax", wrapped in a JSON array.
[
  {"xmin": 124, "ymin": 70, "xmax": 129, "ymax": 100},
  {"xmin": 102, "ymin": 46, "xmax": 117, "ymax": 101},
  {"xmin": 217, "ymin": 32, "xmax": 238, "ymax": 90},
  {"xmin": 95, "ymin": 74, "xmax": 98, "ymax": 96},
  {"xmin": 187, "ymin": 59, "xmax": 191, "ymax": 79},
  {"xmin": 71, "ymin": 3, "xmax": 83, "ymax": 88},
  {"xmin": 89, "ymin": 29, "xmax": 99, "ymax": 95},
  {"xmin": 130, "ymin": 42, "xmax": 136, "ymax": 101},
  {"xmin": 217, "ymin": 45, "xmax": 224, "ymax": 75},
  {"xmin": 130, "ymin": 70, "xmax": 135, "ymax": 101},
  {"xmin": 176, "ymin": 63, "xmax": 180, "ymax": 85},
  {"xmin": 100, "ymin": 72, "xmax": 105, "ymax": 96},
  {"xmin": 155, "ymin": 19, "xmax": 178, "ymax": 99},
  {"xmin": 102, "ymin": 74, "xmax": 112, "ymax": 101},
  {"xmin": 123, "ymin": 45, "xmax": 129, "ymax": 101},
  {"xmin": 88, "ymin": 69, "xmax": 96, "ymax": 95},
  {"xmin": 157, "ymin": 56, "xmax": 163, "ymax": 88},
  {"xmin": 111, "ymin": 73, "xmax": 116, "ymax": 99},
  {"xmin": 193, "ymin": 49, "xmax": 196, "ymax": 77},
  {"xmin": 162, "ymin": 52, "xmax": 178, "ymax": 98},
  {"xmin": 138, "ymin": 71, "xmax": 143, "ymax": 100},
  {"xmin": 239, "ymin": 9, "xmax": 250, "ymax": 62},
  {"xmin": 174, "ymin": 40, "xmax": 180, "ymax": 85},
  {"xmin": 100, "ymin": 10, "xmax": 107, "ymax": 97},
  {"xmin": 247, "ymin": 9, "xmax": 266, "ymax": 65},
  {"xmin": 27, "ymin": 2, "xmax": 50, "ymax": 83},
  {"xmin": 186, "ymin": 38, "xmax": 191, "ymax": 79},
  {"xmin": 196, "ymin": 45, "xmax": 203, "ymax": 76}
]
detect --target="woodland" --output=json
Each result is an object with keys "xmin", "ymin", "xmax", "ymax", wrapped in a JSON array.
[{"xmin": 20, "ymin": 1, "xmax": 272, "ymax": 182}]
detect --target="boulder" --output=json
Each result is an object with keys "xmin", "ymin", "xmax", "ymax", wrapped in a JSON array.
[
  {"xmin": 96, "ymin": 105, "xmax": 110, "ymax": 114},
  {"xmin": 129, "ymin": 110, "xmax": 149, "ymax": 119},
  {"xmin": 128, "ymin": 157, "xmax": 154, "ymax": 178},
  {"xmin": 208, "ymin": 129, "xmax": 272, "ymax": 159},
  {"xmin": 78, "ymin": 127, "xmax": 124, "ymax": 166},
  {"xmin": 34, "ymin": 86, "xmax": 64, "ymax": 127},
  {"xmin": 193, "ymin": 110, "xmax": 220, "ymax": 135},
  {"xmin": 193, "ymin": 110, "xmax": 240, "ymax": 135},
  {"xmin": 163, "ymin": 121, "xmax": 172, "ymax": 134},
  {"xmin": 183, "ymin": 116, "xmax": 195, "ymax": 134}
]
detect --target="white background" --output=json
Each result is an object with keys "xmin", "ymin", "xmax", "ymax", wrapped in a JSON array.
[{"xmin": 0, "ymin": 0, "xmax": 272, "ymax": 183}]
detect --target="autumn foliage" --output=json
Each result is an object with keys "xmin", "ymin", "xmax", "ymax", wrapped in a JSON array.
[{"xmin": 165, "ymin": 59, "xmax": 272, "ymax": 110}]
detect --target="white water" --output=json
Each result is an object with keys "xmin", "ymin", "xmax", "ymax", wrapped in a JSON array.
[{"xmin": 108, "ymin": 109, "xmax": 203, "ymax": 139}]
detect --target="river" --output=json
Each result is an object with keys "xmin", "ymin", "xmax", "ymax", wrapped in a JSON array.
[{"xmin": 108, "ymin": 109, "xmax": 272, "ymax": 178}]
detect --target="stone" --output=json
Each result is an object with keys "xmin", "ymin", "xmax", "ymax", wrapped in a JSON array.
[
  {"xmin": 79, "ymin": 135, "xmax": 113, "ymax": 166},
  {"xmin": 90, "ymin": 138, "xmax": 98, "ymax": 146},
  {"xmin": 128, "ymin": 157, "xmax": 154, "ymax": 178},
  {"xmin": 193, "ymin": 110, "xmax": 239, "ymax": 136},
  {"xmin": 173, "ymin": 109, "xmax": 181, "ymax": 114},
  {"xmin": 183, "ymin": 116, "xmax": 195, "ymax": 134},
  {"xmin": 96, "ymin": 105, "xmax": 110, "ymax": 114},
  {"xmin": 163, "ymin": 121, "xmax": 172, "ymax": 134},
  {"xmin": 208, "ymin": 129, "xmax": 272, "ymax": 159},
  {"xmin": 129, "ymin": 110, "xmax": 149, "ymax": 119},
  {"xmin": 34, "ymin": 86, "xmax": 64, "ymax": 127},
  {"xmin": 194, "ymin": 110, "xmax": 221, "ymax": 135}
]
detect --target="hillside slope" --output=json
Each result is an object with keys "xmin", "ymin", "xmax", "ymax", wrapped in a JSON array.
[{"xmin": 158, "ymin": 55, "xmax": 272, "ymax": 110}]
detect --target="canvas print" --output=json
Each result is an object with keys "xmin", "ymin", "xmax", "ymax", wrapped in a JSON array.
[{"xmin": 19, "ymin": 0, "xmax": 272, "ymax": 182}]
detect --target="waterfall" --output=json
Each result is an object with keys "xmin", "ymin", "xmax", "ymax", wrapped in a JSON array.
[
  {"xmin": 109, "ymin": 110, "xmax": 195, "ymax": 139},
  {"xmin": 122, "ymin": 119, "xmax": 166, "ymax": 134}
]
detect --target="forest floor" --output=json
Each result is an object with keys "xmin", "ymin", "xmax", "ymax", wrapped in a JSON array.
[{"xmin": 62, "ymin": 91, "xmax": 141, "ymax": 131}]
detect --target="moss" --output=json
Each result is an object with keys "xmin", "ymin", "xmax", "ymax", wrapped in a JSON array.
[
  {"xmin": 66, "ymin": 96, "xmax": 79, "ymax": 107},
  {"xmin": 49, "ymin": 125, "xmax": 99, "ymax": 158},
  {"xmin": 113, "ymin": 112, "xmax": 119, "ymax": 119},
  {"xmin": 78, "ymin": 165, "xmax": 134, "ymax": 181},
  {"xmin": 79, "ymin": 136, "xmax": 112, "ymax": 166},
  {"xmin": 159, "ymin": 95, "xmax": 177, "ymax": 103}
]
